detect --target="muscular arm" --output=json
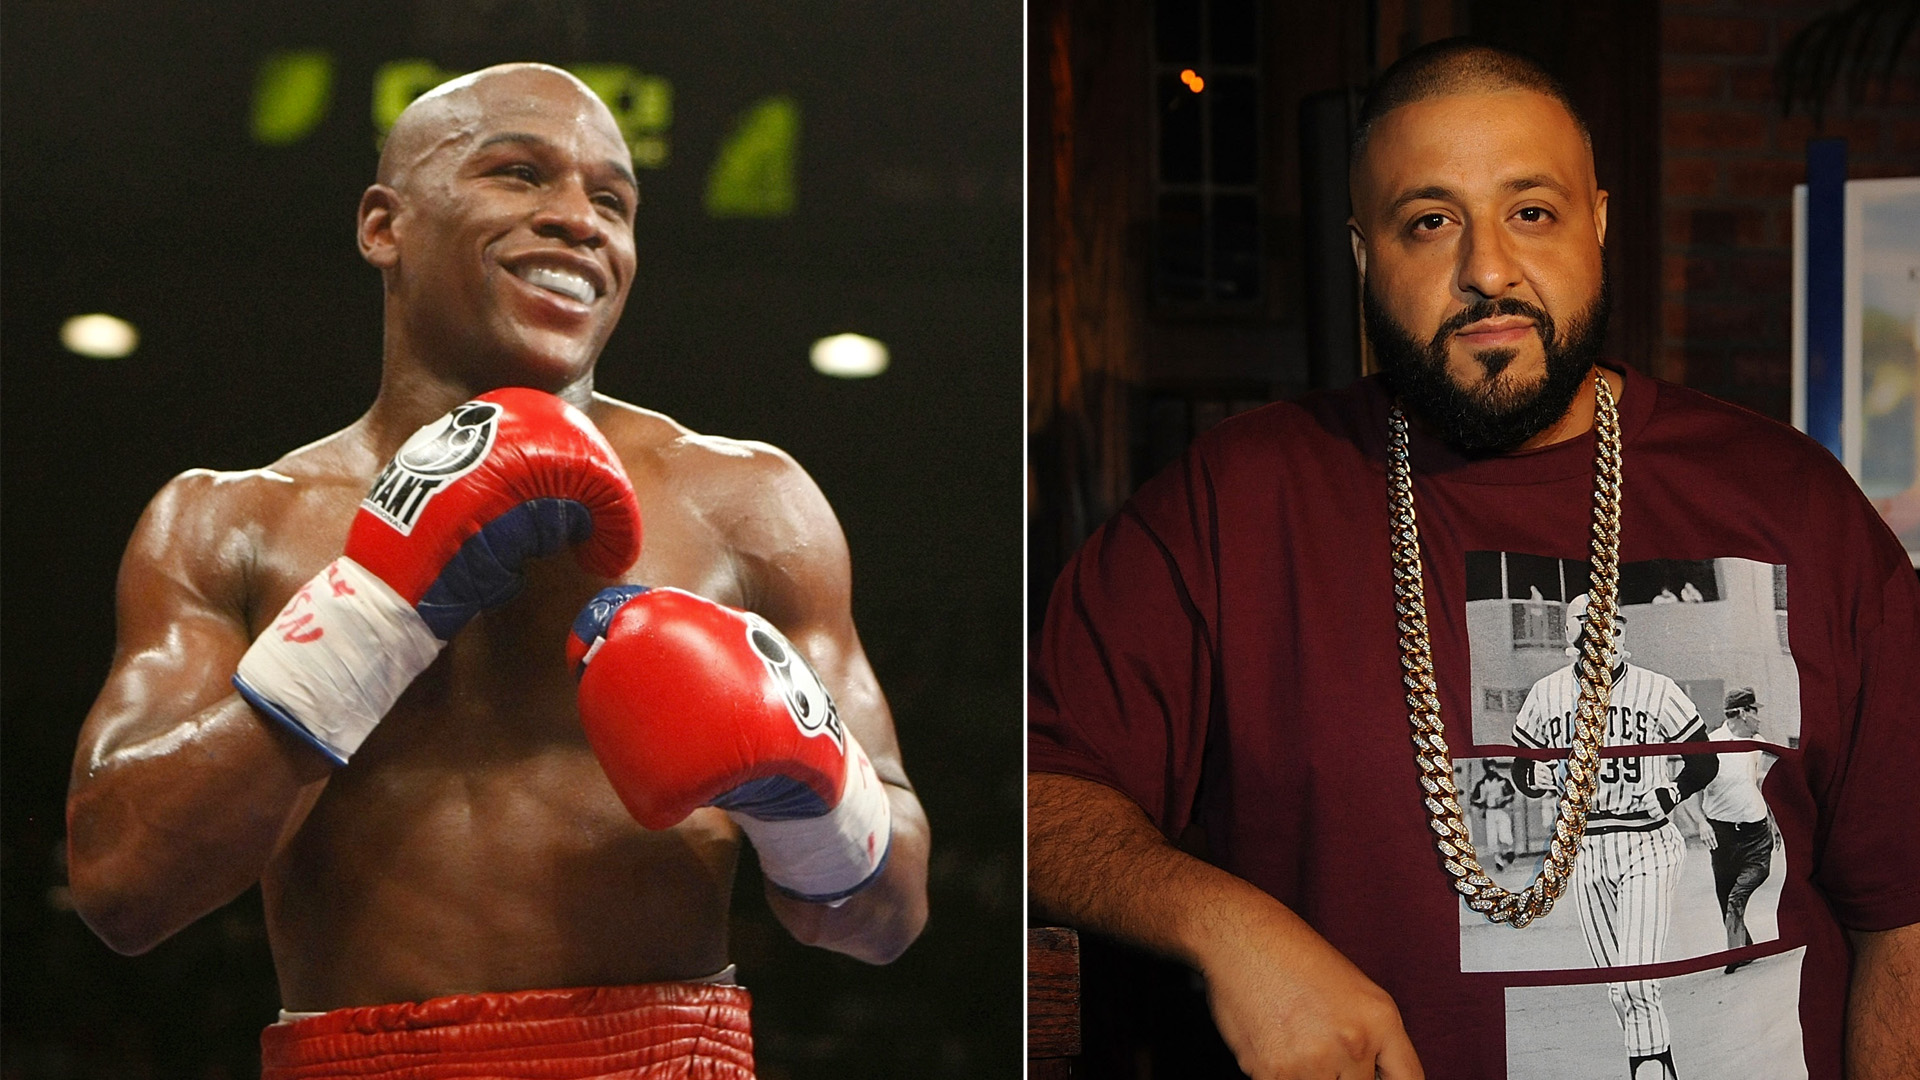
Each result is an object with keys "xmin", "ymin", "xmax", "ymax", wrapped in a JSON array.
[
  {"xmin": 1029, "ymin": 772, "xmax": 1422, "ymax": 1080},
  {"xmin": 66, "ymin": 472, "xmax": 333, "ymax": 955},
  {"xmin": 1848, "ymin": 921, "xmax": 1920, "ymax": 1080},
  {"xmin": 726, "ymin": 449, "xmax": 929, "ymax": 964}
]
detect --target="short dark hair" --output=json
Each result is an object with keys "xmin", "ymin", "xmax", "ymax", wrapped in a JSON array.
[{"xmin": 1350, "ymin": 38, "xmax": 1591, "ymax": 171}]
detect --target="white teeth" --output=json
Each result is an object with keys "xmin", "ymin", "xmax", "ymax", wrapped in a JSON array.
[{"xmin": 517, "ymin": 266, "xmax": 595, "ymax": 304}]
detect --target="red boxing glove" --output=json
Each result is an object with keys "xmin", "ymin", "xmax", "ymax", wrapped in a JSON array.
[
  {"xmin": 346, "ymin": 387, "xmax": 640, "ymax": 629},
  {"xmin": 569, "ymin": 586, "xmax": 892, "ymax": 903},
  {"xmin": 235, "ymin": 388, "xmax": 641, "ymax": 764}
]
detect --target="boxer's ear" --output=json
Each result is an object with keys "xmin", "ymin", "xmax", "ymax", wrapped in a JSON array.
[{"xmin": 358, "ymin": 184, "xmax": 401, "ymax": 271}]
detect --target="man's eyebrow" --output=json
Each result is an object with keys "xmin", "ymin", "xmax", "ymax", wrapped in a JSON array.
[
  {"xmin": 605, "ymin": 158, "xmax": 640, "ymax": 196},
  {"xmin": 1387, "ymin": 185, "xmax": 1460, "ymax": 216},
  {"xmin": 1386, "ymin": 175, "xmax": 1574, "ymax": 216},
  {"xmin": 1503, "ymin": 173, "xmax": 1573, "ymax": 201},
  {"xmin": 475, "ymin": 131, "xmax": 640, "ymax": 194}
]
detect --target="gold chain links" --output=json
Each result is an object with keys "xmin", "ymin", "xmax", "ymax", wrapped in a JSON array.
[{"xmin": 1387, "ymin": 371, "xmax": 1623, "ymax": 927}]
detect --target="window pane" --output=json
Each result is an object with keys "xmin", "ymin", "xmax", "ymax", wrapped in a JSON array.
[
  {"xmin": 1506, "ymin": 553, "xmax": 1564, "ymax": 602},
  {"xmin": 1210, "ymin": 75, "xmax": 1258, "ymax": 185},
  {"xmin": 1156, "ymin": 193, "xmax": 1207, "ymax": 301},
  {"xmin": 1465, "ymin": 551, "xmax": 1504, "ymax": 601},
  {"xmin": 1620, "ymin": 558, "xmax": 1718, "ymax": 604},
  {"xmin": 1209, "ymin": 0, "xmax": 1257, "ymax": 65},
  {"xmin": 1156, "ymin": 0, "xmax": 1202, "ymax": 66},
  {"xmin": 1212, "ymin": 193, "xmax": 1259, "ymax": 301},
  {"xmin": 1159, "ymin": 73, "xmax": 1204, "ymax": 183}
]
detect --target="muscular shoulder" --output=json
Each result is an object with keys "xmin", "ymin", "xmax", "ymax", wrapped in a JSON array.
[
  {"xmin": 146, "ymin": 428, "xmax": 368, "ymax": 539},
  {"xmin": 140, "ymin": 467, "xmax": 292, "ymax": 547},
  {"xmin": 589, "ymin": 395, "xmax": 848, "ymax": 611},
  {"xmin": 591, "ymin": 394, "xmax": 820, "ymax": 516},
  {"xmin": 127, "ymin": 429, "xmax": 371, "ymax": 616}
]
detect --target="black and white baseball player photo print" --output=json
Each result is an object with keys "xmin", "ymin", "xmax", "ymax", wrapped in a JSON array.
[
  {"xmin": 1464, "ymin": 553, "xmax": 1801, "ymax": 751},
  {"xmin": 1456, "ymin": 749, "xmax": 1787, "ymax": 974},
  {"xmin": 1504, "ymin": 947, "xmax": 1810, "ymax": 1080},
  {"xmin": 1450, "ymin": 552, "xmax": 1807, "ymax": 1079}
]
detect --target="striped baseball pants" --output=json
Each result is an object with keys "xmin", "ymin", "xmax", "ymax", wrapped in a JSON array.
[{"xmin": 1574, "ymin": 821, "xmax": 1685, "ymax": 1056}]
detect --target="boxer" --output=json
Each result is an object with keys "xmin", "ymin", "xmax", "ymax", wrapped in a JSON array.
[{"xmin": 65, "ymin": 63, "xmax": 928, "ymax": 1078}]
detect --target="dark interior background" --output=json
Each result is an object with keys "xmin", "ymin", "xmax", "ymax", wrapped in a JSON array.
[
  {"xmin": 0, "ymin": 2, "xmax": 1023, "ymax": 1077},
  {"xmin": 1027, "ymin": 0, "xmax": 1917, "ymax": 1075},
  {"xmin": 1028, "ymin": 0, "xmax": 1661, "ymax": 614}
]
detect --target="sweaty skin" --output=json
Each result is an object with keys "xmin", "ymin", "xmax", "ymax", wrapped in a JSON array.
[{"xmin": 66, "ymin": 64, "xmax": 928, "ymax": 1010}]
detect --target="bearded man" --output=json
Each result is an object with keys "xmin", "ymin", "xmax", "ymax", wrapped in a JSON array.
[{"xmin": 1028, "ymin": 39, "xmax": 1919, "ymax": 1080}]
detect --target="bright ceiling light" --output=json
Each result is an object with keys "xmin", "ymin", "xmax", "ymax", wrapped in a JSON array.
[
  {"xmin": 61, "ymin": 314, "xmax": 139, "ymax": 358},
  {"xmin": 810, "ymin": 333, "xmax": 889, "ymax": 378}
]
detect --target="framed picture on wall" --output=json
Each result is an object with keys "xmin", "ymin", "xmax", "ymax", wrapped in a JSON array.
[{"xmin": 1794, "ymin": 176, "xmax": 1920, "ymax": 567}]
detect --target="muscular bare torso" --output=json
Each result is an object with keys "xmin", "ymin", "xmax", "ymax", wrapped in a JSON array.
[{"xmin": 198, "ymin": 398, "xmax": 778, "ymax": 1009}]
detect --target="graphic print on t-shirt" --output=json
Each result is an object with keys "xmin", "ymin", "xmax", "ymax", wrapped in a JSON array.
[
  {"xmin": 1455, "ymin": 750, "xmax": 1785, "ymax": 973},
  {"xmin": 1464, "ymin": 554, "xmax": 1801, "ymax": 750},
  {"xmin": 1505, "ymin": 947, "xmax": 1809, "ymax": 1080},
  {"xmin": 1457, "ymin": 555, "xmax": 1797, "ymax": 974},
  {"xmin": 1460, "ymin": 554, "xmax": 1805, "ymax": 1078}
]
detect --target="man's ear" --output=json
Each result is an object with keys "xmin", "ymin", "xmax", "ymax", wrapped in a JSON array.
[
  {"xmin": 1593, "ymin": 188, "xmax": 1609, "ymax": 249},
  {"xmin": 358, "ymin": 184, "xmax": 401, "ymax": 270},
  {"xmin": 1347, "ymin": 217, "xmax": 1368, "ymax": 283}
]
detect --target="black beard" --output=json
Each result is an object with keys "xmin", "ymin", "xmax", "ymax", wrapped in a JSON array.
[{"xmin": 1365, "ymin": 274, "xmax": 1611, "ymax": 454}]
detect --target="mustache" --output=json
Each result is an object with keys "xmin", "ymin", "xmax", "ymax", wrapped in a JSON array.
[{"xmin": 1433, "ymin": 297, "xmax": 1557, "ymax": 350}]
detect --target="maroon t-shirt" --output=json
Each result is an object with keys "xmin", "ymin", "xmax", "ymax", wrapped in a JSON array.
[{"xmin": 1030, "ymin": 364, "xmax": 1920, "ymax": 1079}]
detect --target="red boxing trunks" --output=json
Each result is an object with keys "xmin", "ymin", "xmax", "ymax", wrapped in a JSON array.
[{"xmin": 260, "ymin": 982, "xmax": 754, "ymax": 1079}]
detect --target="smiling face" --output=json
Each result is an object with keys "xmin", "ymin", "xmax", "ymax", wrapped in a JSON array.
[
  {"xmin": 1349, "ymin": 88, "xmax": 1609, "ymax": 452},
  {"xmin": 360, "ymin": 65, "xmax": 639, "ymax": 392}
]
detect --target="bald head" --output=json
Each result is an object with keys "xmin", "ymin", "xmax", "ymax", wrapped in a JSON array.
[
  {"xmin": 354, "ymin": 60, "xmax": 640, "ymax": 391},
  {"xmin": 1350, "ymin": 40, "xmax": 1590, "ymax": 174},
  {"xmin": 377, "ymin": 63, "xmax": 628, "ymax": 191}
]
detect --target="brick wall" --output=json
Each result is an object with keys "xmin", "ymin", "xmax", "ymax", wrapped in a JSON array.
[{"xmin": 1661, "ymin": 0, "xmax": 1920, "ymax": 420}]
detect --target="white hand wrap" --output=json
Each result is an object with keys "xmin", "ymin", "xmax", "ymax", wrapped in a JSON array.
[
  {"xmin": 731, "ymin": 738, "xmax": 894, "ymax": 905},
  {"xmin": 232, "ymin": 557, "xmax": 443, "ymax": 766}
]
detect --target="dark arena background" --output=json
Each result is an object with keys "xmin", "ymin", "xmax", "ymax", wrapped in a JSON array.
[{"xmin": 0, "ymin": 2, "xmax": 1023, "ymax": 1077}]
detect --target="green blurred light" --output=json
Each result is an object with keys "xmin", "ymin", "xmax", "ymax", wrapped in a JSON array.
[
  {"xmin": 251, "ymin": 50, "xmax": 334, "ymax": 146},
  {"xmin": 705, "ymin": 97, "xmax": 798, "ymax": 219},
  {"xmin": 372, "ymin": 59, "xmax": 458, "ymax": 148},
  {"xmin": 568, "ymin": 64, "xmax": 674, "ymax": 169}
]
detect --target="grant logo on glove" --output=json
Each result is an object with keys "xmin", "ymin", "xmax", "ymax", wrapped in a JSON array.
[
  {"xmin": 570, "ymin": 585, "xmax": 893, "ymax": 903},
  {"xmin": 362, "ymin": 400, "xmax": 501, "ymax": 534},
  {"xmin": 744, "ymin": 612, "xmax": 846, "ymax": 752},
  {"xmin": 233, "ymin": 388, "xmax": 641, "ymax": 766}
]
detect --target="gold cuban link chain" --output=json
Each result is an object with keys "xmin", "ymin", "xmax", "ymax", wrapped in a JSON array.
[{"xmin": 1387, "ymin": 371, "xmax": 1623, "ymax": 927}]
